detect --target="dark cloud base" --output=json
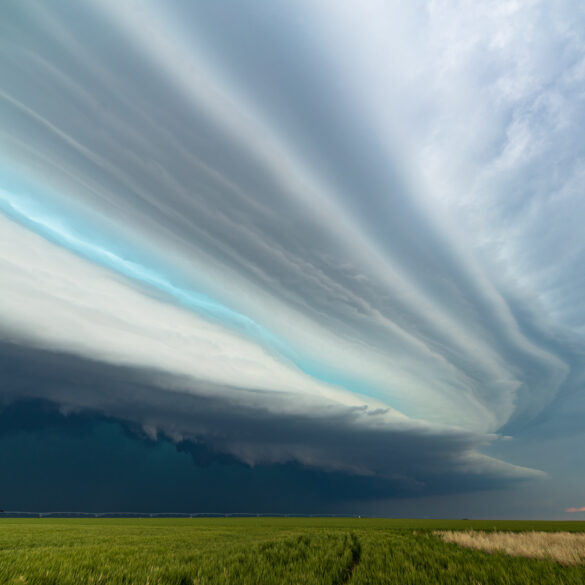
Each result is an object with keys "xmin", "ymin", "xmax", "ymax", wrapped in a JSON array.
[
  {"xmin": 0, "ymin": 398, "xmax": 515, "ymax": 514},
  {"xmin": 0, "ymin": 340, "xmax": 536, "ymax": 512}
]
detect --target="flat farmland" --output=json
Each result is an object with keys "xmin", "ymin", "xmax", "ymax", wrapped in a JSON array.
[{"xmin": 1, "ymin": 518, "xmax": 585, "ymax": 584}]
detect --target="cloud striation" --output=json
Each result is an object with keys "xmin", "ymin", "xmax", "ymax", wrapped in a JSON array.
[{"xmin": 1, "ymin": 0, "xmax": 584, "ymax": 511}]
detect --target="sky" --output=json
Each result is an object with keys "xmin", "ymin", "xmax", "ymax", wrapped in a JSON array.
[{"xmin": 1, "ymin": 0, "xmax": 585, "ymax": 518}]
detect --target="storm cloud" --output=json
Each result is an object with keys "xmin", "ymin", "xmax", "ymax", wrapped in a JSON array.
[{"xmin": 1, "ymin": 0, "xmax": 584, "ymax": 514}]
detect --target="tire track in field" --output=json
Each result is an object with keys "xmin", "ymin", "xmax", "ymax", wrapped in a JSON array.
[{"xmin": 333, "ymin": 532, "xmax": 362, "ymax": 585}]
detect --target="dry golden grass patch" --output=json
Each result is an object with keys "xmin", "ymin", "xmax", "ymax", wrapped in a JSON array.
[{"xmin": 436, "ymin": 530, "xmax": 585, "ymax": 565}]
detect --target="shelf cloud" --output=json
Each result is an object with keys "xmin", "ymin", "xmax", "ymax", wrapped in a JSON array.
[{"xmin": 1, "ymin": 0, "xmax": 584, "ymax": 513}]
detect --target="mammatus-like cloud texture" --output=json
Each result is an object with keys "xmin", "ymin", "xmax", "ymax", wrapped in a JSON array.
[{"xmin": 1, "ymin": 0, "xmax": 585, "ymax": 504}]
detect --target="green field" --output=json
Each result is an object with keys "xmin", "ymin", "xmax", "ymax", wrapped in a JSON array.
[{"xmin": 1, "ymin": 518, "xmax": 585, "ymax": 584}]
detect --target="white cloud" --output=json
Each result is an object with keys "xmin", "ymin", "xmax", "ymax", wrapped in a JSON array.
[{"xmin": 1, "ymin": 0, "xmax": 583, "ymax": 463}]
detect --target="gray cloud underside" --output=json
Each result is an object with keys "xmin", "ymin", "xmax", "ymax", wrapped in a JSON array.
[{"xmin": 0, "ymin": 341, "xmax": 540, "ymax": 494}]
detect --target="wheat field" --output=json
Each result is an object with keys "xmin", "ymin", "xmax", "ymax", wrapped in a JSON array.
[
  {"xmin": 437, "ymin": 530, "xmax": 585, "ymax": 565},
  {"xmin": 2, "ymin": 518, "xmax": 585, "ymax": 584}
]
